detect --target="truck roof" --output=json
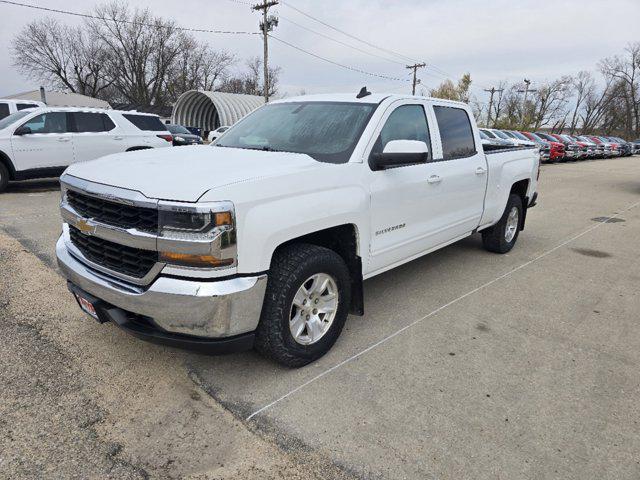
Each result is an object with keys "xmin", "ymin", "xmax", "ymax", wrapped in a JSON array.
[{"xmin": 273, "ymin": 93, "xmax": 468, "ymax": 108}]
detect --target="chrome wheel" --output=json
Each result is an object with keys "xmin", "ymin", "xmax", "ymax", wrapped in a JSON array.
[
  {"xmin": 505, "ymin": 206, "xmax": 519, "ymax": 242},
  {"xmin": 289, "ymin": 273, "xmax": 339, "ymax": 345}
]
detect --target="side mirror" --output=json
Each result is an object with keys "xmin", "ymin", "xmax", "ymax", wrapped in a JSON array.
[
  {"xmin": 370, "ymin": 140, "xmax": 429, "ymax": 171},
  {"xmin": 14, "ymin": 125, "xmax": 32, "ymax": 136}
]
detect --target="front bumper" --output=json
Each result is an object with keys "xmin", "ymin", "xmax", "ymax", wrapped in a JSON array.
[
  {"xmin": 57, "ymin": 235, "xmax": 268, "ymax": 342},
  {"xmin": 67, "ymin": 282, "xmax": 256, "ymax": 354}
]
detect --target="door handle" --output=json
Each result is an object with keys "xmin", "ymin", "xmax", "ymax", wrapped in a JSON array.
[
  {"xmin": 113, "ymin": 136, "xmax": 124, "ymax": 141},
  {"xmin": 475, "ymin": 167, "xmax": 487, "ymax": 175},
  {"xmin": 58, "ymin": 137, "xmax": 71, "ymax": 142},
  {"xmin": 427, "ymin": 175, "xmax": 442, "ymax": 184}
]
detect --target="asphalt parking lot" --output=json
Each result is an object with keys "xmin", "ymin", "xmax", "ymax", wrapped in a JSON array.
[{"xmin": 1, "ymin": 156, "xmax": 640, "ymax": 479}]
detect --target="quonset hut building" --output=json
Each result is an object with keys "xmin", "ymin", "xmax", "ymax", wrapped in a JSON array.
[{"xmin": 171, "ymin": 90, "xmax": 264, "ymax": 135}]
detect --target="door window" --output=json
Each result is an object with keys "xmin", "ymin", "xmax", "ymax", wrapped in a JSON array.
[
  {"xmin": 370, "ymin": 104, "xmax": 431, "ymax": 160},
  {"xmin": 434, "ymin": 106, "xmax": 477, "ymax": 160},
  {"xmin": 16, "ymin": 103, "xmax": 40, "ymax": 111},
  {"xmin": 21, "ymin": 112, "xmax": 69, "ymax": 134},
  {"xmin": 123, "ymin": 114, "xmax": 166, "ymax": 131},
  {"xmin": 72, "ymin": 112, "xmax": 116, "ymax": 132}
]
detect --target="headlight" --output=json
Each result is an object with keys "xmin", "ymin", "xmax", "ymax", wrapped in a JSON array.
[
  {"xmin": 158, "ymin": 201, "xmax": 236, "ymax": 269},
  {"xmin": 175, "ymin": 136, "xmax": 185, "ymax": 142}
]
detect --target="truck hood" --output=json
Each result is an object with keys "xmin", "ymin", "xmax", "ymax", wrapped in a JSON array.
[{"xmin": 64, "ymin": 145, "xmax": 325, "ymax": 202}]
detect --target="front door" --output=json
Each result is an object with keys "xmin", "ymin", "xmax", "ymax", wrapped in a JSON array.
[
  {"xmin": 368, "ymin": 102, "xmax": 442, "ymax": 275},
  {"xmin": 10, "ymin": 112, "xmax": 75, "ymax": 171}
]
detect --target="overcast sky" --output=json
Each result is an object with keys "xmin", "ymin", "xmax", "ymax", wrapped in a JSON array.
[{"xmin": 1, "ymin": 0, "xmax": 639, "ymax": 102}]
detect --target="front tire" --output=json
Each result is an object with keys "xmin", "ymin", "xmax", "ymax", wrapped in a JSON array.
[
  {"xmin": 255, "ymin": 244, "xmax": 351, "ymax": 368},
  {"xmin": 0, "ymin": 162, "xmax": 9, "ymax": 193},
  {"xmin": 482, "ymin": 194, "xmax": 523, "ymax": 254}
]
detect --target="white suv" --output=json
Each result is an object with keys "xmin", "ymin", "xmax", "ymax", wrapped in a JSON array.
[
  {"xmin": 0, "ymin": 107, "xmax": 172, "ymax": 192},
  {"xmin": 0, "ymin": 98, "xmax": 46, "ymax": 120}
]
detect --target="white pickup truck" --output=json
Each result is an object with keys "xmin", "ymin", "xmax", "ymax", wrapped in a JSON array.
[{"xmin": 56, "ymin": 92, "xmax": 539, "ymax": 367}]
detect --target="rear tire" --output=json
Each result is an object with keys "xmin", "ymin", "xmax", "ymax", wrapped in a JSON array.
[
  {"xmin": 482, "ymin": 194, "xmax": 523, "ymax": 254},
  {"xmin": 0, "ymin": 163, "xmax": 9, "ymax": 193},
  {"xmin": 255, "ymin": 243, "xmax": 351, "ymax": 368}
]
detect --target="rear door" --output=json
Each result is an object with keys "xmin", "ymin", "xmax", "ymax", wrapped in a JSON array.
[
  {"xmin": 70, "ymin": 112, "xmax": 123, "ymax": 162},
  {"xmin": 10, "ymin": 111, "xmax": 75, "ymax": 170},
  {"xmin": 428, "ymin": 104, "xmax": 487, "ymax": 238},
  {"xmin": 121, "ymin": 113, "xmax": 171, "ymax": 149}
]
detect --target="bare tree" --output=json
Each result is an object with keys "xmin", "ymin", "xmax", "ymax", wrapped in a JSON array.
[
  {"xmin": 529, "ymin": 77, "xmax": 572, "ymax": 130},
  {"xmin": 12, "ymin": 18, "xmax": 112, "ymax": 97},
  {"xmin": 219, "ymin": 57, "xmax": 281, "ymax": 97},
  {"xmin": 599, "ymin": 42, "xmax": 640, "ymax": 136},
  {"xmin": 166, "ymin": 42, "xmax": 236, "ymax": 101},
  {"xmin": 567, "ymin": 71, "xmax": 595, "ymax": 134}
]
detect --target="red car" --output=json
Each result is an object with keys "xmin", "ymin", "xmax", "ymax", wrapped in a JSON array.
[{"xmin": 521, "ymin": 131, "xmax": 565, "ymax": 162}]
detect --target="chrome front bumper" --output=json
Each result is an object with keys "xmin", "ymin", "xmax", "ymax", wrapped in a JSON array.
[{"xmin": 57, "ymin": 235, "xmax": 267, "ymax": 338}]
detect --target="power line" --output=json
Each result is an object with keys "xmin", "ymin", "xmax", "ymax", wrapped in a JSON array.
[
  {"xmin": 2, "ymin": 0, "xmax": 414, "ymax": 87},
  {"xmin": 279, "ymin": 0, "xmax": 420, "ymax": 64},
  {"xmin": 0, "ymin": 0, "xmax": 260, "ymax": 35},
  {"xmin": 278, "ymin": 15, "xmax": 406, "ymax": 66},
  {"xmin": 268, "ymin": 34, "xmax": 410, "ymax": 83}
]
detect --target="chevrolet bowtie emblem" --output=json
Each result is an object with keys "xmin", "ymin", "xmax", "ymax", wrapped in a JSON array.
[{"xmin": 76, "ymin": 219, "xmax": 96, "ymax": 235}]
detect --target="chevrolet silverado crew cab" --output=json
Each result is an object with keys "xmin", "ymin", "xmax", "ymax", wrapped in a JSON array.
[
  {"xmin": 0, "ymin": 107, "xmax": 172, "ymax": 192},
  {"xmin": 56, "ymin": 92, "xmax": 539, "ymax": 367}
]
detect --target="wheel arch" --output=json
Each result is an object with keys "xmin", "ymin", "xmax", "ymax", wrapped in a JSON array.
[
  {"xmin": 0, "ymin": 150, "xmax": 16, "ymax": 180},
  {"xmin": 510, "ymin": 179, "xmax": 530, "ymax": 230},
  {"xmin": 274, "ymin": 224, "xmax": 364, "ymax": 316}
]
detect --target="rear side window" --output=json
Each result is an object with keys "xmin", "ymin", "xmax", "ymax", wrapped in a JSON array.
[
  {"xmin": 123, "ymin": 114, "xmax": 166, "ymax": 131},
  {"xmin": 0, "ymin": 103, "xmax": 9, "ymax": 120},
  {"xmin": 371, "ymin": 105, "xmax": 431, "ymax": 158},
  {"xmin": 72, "ymin": 112, "xmax": 116, "ymax": 132},
  {"xmin": 17, "ymin": 103, "xmax": 40, "ymax": 111},
  {"xmin": 434, "ymin": 106, "xmax": 476, "ymax": 160}
]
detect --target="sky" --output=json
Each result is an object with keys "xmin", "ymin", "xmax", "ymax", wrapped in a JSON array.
[{"xmin": 1, "ymin": 0, "xmax": 639, "ymax": 104}]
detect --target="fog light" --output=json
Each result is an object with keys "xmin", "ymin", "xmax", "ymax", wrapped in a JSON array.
[{"xmin": 159, "ymin": 251, "xmax": 234, "ymax": 268}]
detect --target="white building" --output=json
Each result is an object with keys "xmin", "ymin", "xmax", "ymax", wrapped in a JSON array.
[{"xmin": 7, "ymin": 90, "xmax": 111, "ymax": 109}]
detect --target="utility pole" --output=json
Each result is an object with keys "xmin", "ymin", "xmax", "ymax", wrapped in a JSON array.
[
  {"xmin": 406, "ymin": 63, "xmax": 426, "ymax": 95},
  {"xmin": 517, "ymin": 79, "xmax": 537, "ymax": 128},
  {"xmin": 483, "ymin": 87, "xmax": 503, "ymax": 127},
  {"xmin": 252, "ymin": 1, "xmax": 279, "ymax": 103}
]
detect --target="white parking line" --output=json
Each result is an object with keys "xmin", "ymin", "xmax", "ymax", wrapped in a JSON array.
[{"xmin": 246, "ymin": 199, "xmax": 640, "ymax": 421}]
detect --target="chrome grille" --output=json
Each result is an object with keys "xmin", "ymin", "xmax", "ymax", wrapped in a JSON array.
[
  {"xmin": 67, "ymin": 190, "xmax": 158, "ymax": 232},
  {"xmin": 69, "ymin": 226, "xmax": 158, "ymax": 278}
]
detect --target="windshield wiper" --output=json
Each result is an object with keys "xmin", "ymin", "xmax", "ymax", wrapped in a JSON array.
[{"xmin": 217, "ymin": 145, "xmax": 280, "ymax": 152}]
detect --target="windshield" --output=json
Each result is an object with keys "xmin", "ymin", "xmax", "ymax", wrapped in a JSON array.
[
  {"xmin": 502, "ymin": 131, "xmax": 516, "ymax": 138},
  {"xmin": 167, "ymin": 124, "xmax": 191, "ymax": 135},
  {"xmin": 480, "ymin": 129, "xmax": 496, "ymax": 139},
  {"xmin": 479, "ymin": 130, "xmax": 489, "ymax": 140},
  {"xmin": 492, "ymin": 130, "xmax": 510, "ymax": 140},
  {"xmin": 511, "ymin": 131, "xmax": 529, "ymax": 141},
  {"xmin": 537, "ymin": 133, "xmax": 556, "ymax": 142},
  {"xmin": 216, "ymin": 101, "xmax": 377, "ymax": 163},
  {"xmin": 0, "ymin": 110, "xmax": 31, "ymax": 130},
  {"xmin": 526, "ymin": 132, "xmax": 544, "ymax": 142}
]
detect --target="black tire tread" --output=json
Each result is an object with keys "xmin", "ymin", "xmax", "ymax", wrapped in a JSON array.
[
  {"xmin": 482, "ymin": 193, "xmax": 523, "ymax": 254},
  {"xmin": 254, "ymin": 243, "xmax": 350, "ymax": 368},
  {"xmin": 0, "ymin": 162, "xmax": 9, "ymax": 193}
]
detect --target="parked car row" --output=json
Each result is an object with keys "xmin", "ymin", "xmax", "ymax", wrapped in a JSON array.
[
  {"xmin": 479, "ymin": 126, "xmax": 637, "ymax": 163},
  {"xmin": 0, "ymin": 104, "xmax": 206, "ymax": 192}
]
